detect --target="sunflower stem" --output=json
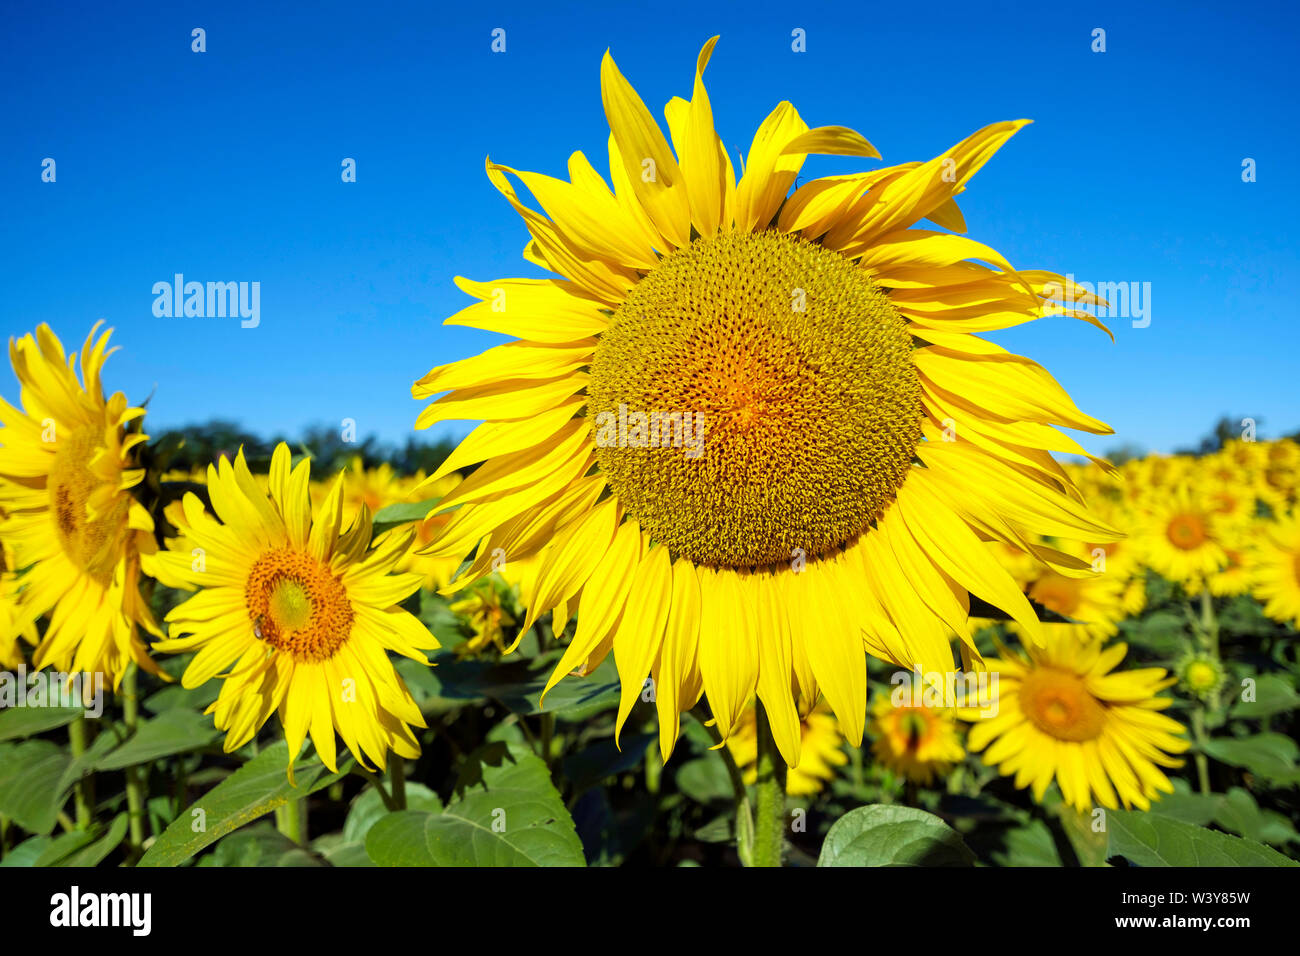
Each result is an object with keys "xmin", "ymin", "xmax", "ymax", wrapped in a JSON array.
[
  {"xmin": 278, "ymin": 797, "xmax": 306, "ymax": 845},
  {"xmin": 1191, "ymin": 708, "xmax": 1213, "ymax": 796},
  {"xmin": 698, "ymin": 708, "xmax": 754, "ymax": 864},
  {"xmin": 68, "ymin": 716, "xmax": 94, "ymax": 829},
  {"xmin": 752, "ymin": 700, "xmax": 787, "ymax": 868},
  {"xmin": 1198, "ymin": 590, "xmax": 1219, "ymax": 656},
  {"xmin": 122, "ymin": 663, "xmax": 148, "ymax": 858}
]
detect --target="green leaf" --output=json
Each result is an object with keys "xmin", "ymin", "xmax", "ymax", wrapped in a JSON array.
[
  {"xmin": 675, "ymin": 756, "xmax": 735, "ymax": 805},
  {"xmin": 200, "ymin": 823, "xmax": 324, "ymax": 867},
  {"xmin": 372, "ymin": 499, "xmax": 438, "ymax": 537},
  {"xmin": 429, "ymin": 654, "xmax": 622, "ymax": 722},
  {"xmin": 1212, "ymin": 787, "xmax": 1298, "ymax": 846},
  {"xmin": 989, "ymin": 819, "xmax": 1063, "ymax": 867},
  {"xmin": 1119, "ymin": 610, "xmax": 1188, "ymax": 657},
  {"xmin": 818, "ymin": 805, "xmax": 975, "ymax": 867},
  {"xmin": 1232, "ymin": 674, "xmax": 1300, "ymax": 719},
  {"xmin": 1148, "ymin": 779, "xmax": 1222, "ymax": 826},
  {"xmin": 342, "ymin": 782, "xmax": 442, "ymax": 844},
  {"xmin": 1201, "ymin": 733, "xmax": 1300, "ymax": 783},
  {"xmin": 138, "ymin": 740, "xmax": 350, "ymax": 867},
  {"xmin": 561, "ymin": 732, "xmax": 655, "ymax": 793},
  {"xmin": 0, "ymin": 707, "xmax": 84, "ymax": 742},
  {"xmin": 0, "ymin": 835, "xmax": 54, "ymax": 867},
  {"xmin": 35, "ymin": 814, "xmax": 128, "ymax": 866},
  {"xmin": 0, "ymin": 740, "xmax": 74, "ymax": 835},
  {"xmin": 364, "ymin": 742, "xmax": 585, "ymax": 866},
  {"xmin": 1105, "ymin": 810, "xmax": 1299, "ymax": 866},
  {"xmin": 93, "ymin": 709, "xmax": 222, "ymax": 771}
]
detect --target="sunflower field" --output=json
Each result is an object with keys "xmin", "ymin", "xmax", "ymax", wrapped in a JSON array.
[{"xmin": 2, "ymin": 36, "xmax": 1298, "ymax": 874}]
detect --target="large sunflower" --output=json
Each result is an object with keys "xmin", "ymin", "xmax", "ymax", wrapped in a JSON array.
[
  {"xmin": 412, "ymin": 38, "xmax": 1117, "ymax": 765},
  {"xmin": 0, "ymin": 324, "xmax": 162, "ymax": 687},
  {"xmin": 961, "ymin": 633, "xmax": 1189, "ymax": 812},
  {"xmin": 146, "ymin": 444, "xmax": 437, "ymax": 776}
]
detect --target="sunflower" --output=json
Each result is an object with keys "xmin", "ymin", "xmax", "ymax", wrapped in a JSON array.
[
  {"xmin": 1020, "ymin": 564, "xmax": 1126, "ymax": 642},
  {"xmin": 961, "ymin": 632, "xmax": 1189, "ymax": 811},
  {"xmin": 1249, "ymin": 510, "xmax": 1300, "ymax": 629},
  {"xmin": 449, "ymin": 576, "xmax": 517, "ymax": 657},
  {"xmin": 396, "ymin": 472, "xmax": 464, "ymax": 590},
  {"xmin": 1137, "ymin": 489, "xmax": 1226, "ymax": 587},
  {"xmin": 145, "ymin": 444, "xmax": 437, "ymax": 776},
  {"xmin": 0, "ymin": 324, "xmax": 163, "ymax": 687},
  {"xmin": 727, "ymin": 698, "xmax": 847, "ymax": 797},
  {"xmin": 867, "ymin": 690, "xmax": 964, "ymax": 786},
  {"xmin": 411, "ymin": 38, "xmax": 1118, "ymax": 765}
]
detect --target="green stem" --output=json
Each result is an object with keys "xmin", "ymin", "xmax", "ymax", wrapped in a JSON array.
[
  {"xmin": 751, "ymin": 700, "xmax": 787, "ymax": 868},
  {"xmin": 698, "ymin": 708, "xmax": 753, "ymax": 865},
  {"xmin": 1191, "ymin": 708, "xmax": 1212, "ymax": 795},
  {"xmin": 277, "ymin": 797, "xmax": 306, "ymax": 845},
  {"xmin": 122, "ymin": 664, "xmax": 147, "ymax": 857},
  {"xmin": 390, "ymin": 757, "xmax": 407, "ymax": 811},
  {"xmin": 68, "ymin": 717, "xmax": 94, "ymax": 829},
  {"xmin": 1199, "ymin": 590, "xmax": 1219, "ymax": 655}
]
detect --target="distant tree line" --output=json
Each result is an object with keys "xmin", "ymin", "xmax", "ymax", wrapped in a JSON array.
[{"xmin": 150, "ymin": 419, "xmax": 458, "ymax": 475}]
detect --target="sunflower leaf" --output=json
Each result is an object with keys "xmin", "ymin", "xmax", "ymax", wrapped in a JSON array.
[
  {"xmin": 364, "ymin": 742, "xmax": 585, "ymax": 866},
  {"xmin": 1105, "ymin": 810, "xmax": 1299, "ymax": 867},
  {"xmin": 0, "ymin": 740, "xmax": 74, "ymax": 835},
  {"xmin": 817, "ymin": 805, "xmax": 975, "ymax": 867},
  {"xmin": 138, "ymin": 740, "xmax": 351, "ymax": 867},
  {"xmin": 371, "ymin": 499, "xmax": 439, "ymax": 537}
]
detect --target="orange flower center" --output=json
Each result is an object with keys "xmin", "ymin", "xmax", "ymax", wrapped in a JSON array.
[
  {"xmin": 1165, "ymin": 513, "xmax": 1207, "ymax": 551},
  {"xmin": 589, "ymin": 231, "xmax": 922, "ymax": 568},
  {"xmin": 1019, "ymin": 667, "xmax": 1106, "ymax": 742},
  {"xmin": 48, "ymin": 425, "xmax": 128, "ymax": 580},
  {"xmin": 1028, "ymin": 573, "xmax": 1082, "ymax": 618},
  {"xmin": 245, "ymin": 548, "xmax": 354, "ymax": 662}
]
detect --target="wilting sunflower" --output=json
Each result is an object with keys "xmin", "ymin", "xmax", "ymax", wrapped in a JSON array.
[
  {"xmin": 961, "ymin": 633, "xmax": 1188, "ymax": 811},
  {"xmin": 1249, "ymin": 511, "xmax": 1300, "ymax": 629},
  {"xmin": 412, "ymin": 38, "xmax": 1118, "ymax": 764},
  {"xmin": 867, "ymin": 690, "xmax": 964, "ymax": 786},
  {"xmin": 727, "ymin": 698, "xmax": 847, "ymax": 796},
  {"xmin": 0, "ymin": 324, "xmax": 162, "ymax": 687},
  {"xmin": 145, "ymin": 444, "xmax": 437, "ymax": 775}
]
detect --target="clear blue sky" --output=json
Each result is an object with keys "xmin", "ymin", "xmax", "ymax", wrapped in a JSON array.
[{"xmin": 3, "ymin": 0, "xmax": 1297, "ymax": 455}]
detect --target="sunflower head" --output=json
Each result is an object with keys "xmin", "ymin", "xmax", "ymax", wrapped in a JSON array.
[
  {"xmin": 868, "ymin": 690, "xmax": 964, "ymax": 786},
  {"xmin": 149, "ymin": 444, "xmax": 438, "ymax": 777},
  {"xmin": 962, "ymin": 632, "xmax": 1189, "ymax": 812},
  {"xmin": 0, "ymin": 324, "xmax": 161, "ymax": 686},
  {"xmin": 413, "ymin": 37, "xmax": 1118, "ymax": 766}
]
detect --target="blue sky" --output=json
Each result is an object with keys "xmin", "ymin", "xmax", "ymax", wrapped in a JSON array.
[{"xmin": 2, "ymin": 0, "xmax": 1297, "ymax": 455}]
